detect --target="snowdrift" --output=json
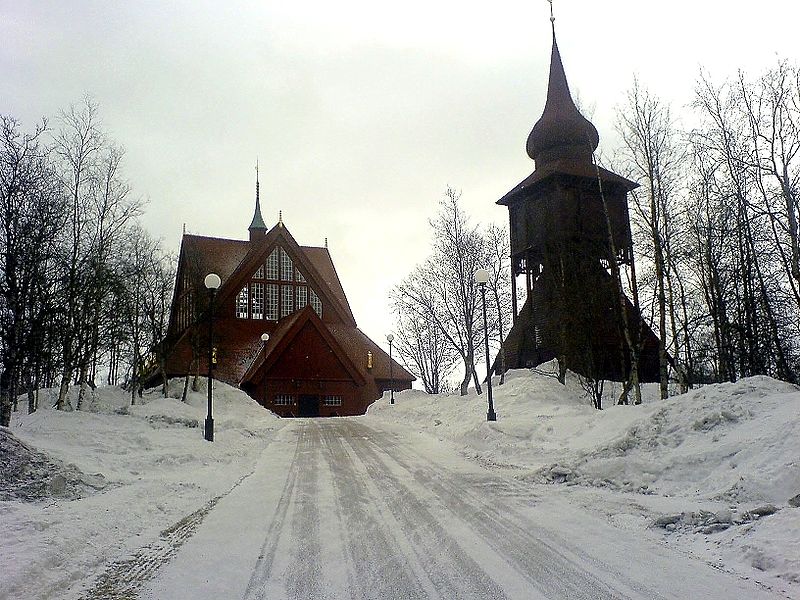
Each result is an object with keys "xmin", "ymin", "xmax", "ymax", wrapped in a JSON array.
[
  {"xmin": 1, "ymin": 379, "xmax": 283, "ymax": 600},
  {"xmin": 366, "ymin": 366, "xmax": 800, "ymax": 590}
]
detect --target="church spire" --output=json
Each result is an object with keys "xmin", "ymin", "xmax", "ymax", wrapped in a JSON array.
[
  {"xmin": 249, "ymin": 160, "xmax": 267, "ymax": 240},
  {"xmin": 526, "ymin": 18, "xmax": 599, "ymax": 166}
]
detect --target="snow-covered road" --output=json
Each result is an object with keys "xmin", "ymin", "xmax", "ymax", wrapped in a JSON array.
[{"xmin": 131, "ymin": 419, "xmax": 779, "ymax": 600}]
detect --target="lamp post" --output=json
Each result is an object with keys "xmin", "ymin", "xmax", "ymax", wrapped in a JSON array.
[
  {"xmin": 474, "ymin": 268, "xmax": 496, "ymax": 421},
  {"xmin": 260, "ymin": 332, "xmax": 270, "ymax": 406},
  {"xmin": 204, "ymin": 273, "xmax": 221, "ymax": 441},
  {"xmin": 387, "ymin": 334, "xmax": 395, "ymax": 404}
]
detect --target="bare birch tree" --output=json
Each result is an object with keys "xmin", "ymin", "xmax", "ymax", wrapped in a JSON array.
[{"xmin": 392, "ymin": 187, "xmax": 508, "ymax": 395}]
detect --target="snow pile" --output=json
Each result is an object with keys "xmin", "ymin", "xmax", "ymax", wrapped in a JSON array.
[
  {"xmin": 532, "ymin": 375, "xmax": 800, "ymax": 503},
  {"xmin": 366, "ymin": 367, "xmax": 800, "ymax": 591},
  {"xmin": 0, "ymin": 430, "xmax": 107, "ymax": 502},
  {"xmin": 1, "ymin": 379, "xmax": 283, "ymax": 600},
  {"xmin": 3, "ymin": 369, "xmax": 798, "ymax": 597}
]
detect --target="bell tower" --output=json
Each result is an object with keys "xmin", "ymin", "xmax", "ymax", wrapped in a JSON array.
[{"xmin": 496, "ymin": 18, "xmax": 661, "ymax": 382}]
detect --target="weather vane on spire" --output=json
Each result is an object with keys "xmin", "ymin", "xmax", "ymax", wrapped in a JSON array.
[{"xmin": 547, "ymin": 0, "xmax": 555, "ymax": 24}]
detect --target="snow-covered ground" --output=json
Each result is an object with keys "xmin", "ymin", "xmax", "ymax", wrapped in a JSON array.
[
  {"xmin": 367, "ymin": 366, "xmax": 800, "ymax": 596},
  {"xmin": 1, "ymin": 380, "xmax": 284, "ymax": 600},
  {"xmin": 1, "ymin": 367, "xmax": 798, "ymax": 598}
]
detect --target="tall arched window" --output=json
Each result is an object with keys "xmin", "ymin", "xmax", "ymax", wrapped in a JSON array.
[{"xmin": 235, "ymin": 246, "xmax": 323, "ymax": 320}]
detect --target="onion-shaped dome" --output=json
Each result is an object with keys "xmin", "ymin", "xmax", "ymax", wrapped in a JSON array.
[{"xmin": 526, "ymin": 32, "xmax": 599, "ymax": 165}]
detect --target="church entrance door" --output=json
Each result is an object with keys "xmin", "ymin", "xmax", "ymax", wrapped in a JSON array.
[{"xmin": 298, "ymin": 394, "xmax": 320, "ymax": 417}]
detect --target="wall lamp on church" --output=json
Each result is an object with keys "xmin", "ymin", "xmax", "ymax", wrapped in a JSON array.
[
  {"xmin": 204, "ymin": 273, "xmax": 221, "ymax": 441},
  {"xmin": 474, "ymin": 268, "xmax": 497, "ymax": 422}
]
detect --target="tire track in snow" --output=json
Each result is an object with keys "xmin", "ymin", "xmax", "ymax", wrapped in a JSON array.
[
  {"xmin": 340, "ymin": 421, "xmax": 522, "ymax": 599},
  {"xmin": 242, "ymin": 426, "xmax": 304, "ymax": 599},
  {"xmin": 318, "ymin": 421, "xmax": 435, "ymax": 599},
  {"xmin": 80, "ymin": 471, "xmax": 254, "ymax": 600},
  {"xmin": 346, "ymin": 420, "xmax": 646, "ymax": 600},
  {"xmin": 284, "ymin": 423, "xmax": 323, "ymax": 600}
]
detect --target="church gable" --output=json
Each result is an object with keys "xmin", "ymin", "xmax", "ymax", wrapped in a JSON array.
[
  {"xmin": 268, "ymin": 321, "xmax": 354, "ymax": 381},
  {"xmin": 233, "ymin": 244, "xmax": 324, "ymax": 322},
  {"xmin": 242, "ymin": 305, "xmax": 366, "ymax": 387},
  {"xmin": 218, "ymin": 225, "xmax": 354, "ymax": 326}
]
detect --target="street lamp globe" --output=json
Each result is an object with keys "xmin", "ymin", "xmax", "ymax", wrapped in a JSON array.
[
  {"xmin": 386, "ymin": 333, "xmax": 394, "ymax": 343},
  {"xmin": 474, "ymin": 268, "xmax": 490, "ymax": 285},
  {"xmin": 204, "ymin": 273, "xmax": 221, "ymax": 290},
  {"xmin": 261, "ymin": 333, "xmax": 270, "ymax": 343}
]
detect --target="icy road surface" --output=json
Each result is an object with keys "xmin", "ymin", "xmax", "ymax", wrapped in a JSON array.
[{"xmin": 137, "ymin": 419, "xmax": 779, "ymax": 600}]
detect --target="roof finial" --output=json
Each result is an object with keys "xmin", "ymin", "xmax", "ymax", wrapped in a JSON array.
[
  {"xmin": 278, "ymin": 210, "xmax": 283, "ymax": 227},
  {"xmin": 324, "ymin": 237, "xmax": 328, "ymax": 249},
  {"xmin": 548, "ymin": 0, "xmax": 554, "ymax": 25},
  {"xmin": 255, "ymin": 158, "xmax": 260, "ymax": 203}
]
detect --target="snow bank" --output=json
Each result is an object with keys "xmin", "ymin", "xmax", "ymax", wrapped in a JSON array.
[
  {"xmin": 366, "ymin": 367, "xmax": 800, "ymax": 592},
  {"xmin": 1, "ymin": 379, "xmax": 283, "ymax": 600},
  {"xmin": 3, "ymin": 368, "xmax": 798, "ymax": 597}
]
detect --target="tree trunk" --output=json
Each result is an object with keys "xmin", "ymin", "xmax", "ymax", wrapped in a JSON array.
[
  {"xmin": 76, "ymin": 364, "xmax": 89, "ymax": 410},
  {"xmin": 160, "ymin": 357, "xmax": 169, "ymax": 398},
  {"xmin": 57, "ymin": 366, "xmax": 72, "ymax": 410},
  {"xmin": 459, "ymin": 361, "xmax": 471, "ymax": 396},
  {"xmin": 27, "ymin": 371, "xmax": 36, "ymax": 414},
  {"xmin": 0, "ymin": 369, "xmax": 12, "ymax": 427},
  {"xmin": 182, "ymin": 373, "xmax": 191, "ymax": 403}
]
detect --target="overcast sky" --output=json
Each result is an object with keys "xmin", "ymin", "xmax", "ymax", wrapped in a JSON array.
[{"xmin": 3, "ymin": 1, "xmax": 799, "ymax": 352}]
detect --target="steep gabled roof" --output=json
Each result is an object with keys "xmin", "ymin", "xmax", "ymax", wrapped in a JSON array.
[
  {"xmin": 180, "ymin": 234, "xmax": 250, "ymax": 289},
  {"xmin": 303, "ymin": 246, "xmax": 355, "ymax": 323},
  {"xmin": 175, "ymin": 224, "xmax": 356, "ymax": 327},
  {"xmin": 166, "ymin": 233, "xmax": 248, "ymax": 337}
]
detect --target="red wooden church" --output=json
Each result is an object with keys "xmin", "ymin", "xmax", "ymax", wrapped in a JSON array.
[{"xmin": 160, "ymin": 178, "xmax": 414, "ymax": 416}]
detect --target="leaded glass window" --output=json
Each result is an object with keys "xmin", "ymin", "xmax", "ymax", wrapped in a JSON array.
[
  {"xmin": 323, "ymin": 395, "xmax": 342, "ymax": 406},
  {"xmin": 297, "ymin": 285, "xmax": 308, "ymax": 309},
  {"xmin": 274, "ymin": 394, "xmax": 294, "ymax": 406},
  {"xmin": 266, "ymin": 284, "xmax": 279, "ymax": 320},
  {"xmin": 236, "ymin": 287, "xmax": 249, "ymax": 319},
  {"xmin": 266, "ymin": 248, "xmax": 279, "ymax": 280},
  {"xmin": 281, "ymin": 285, "xmax": 294, "ymax": 317},
  {"xmin": 280, "ymin": 250, "xmax": 293, "ymax": 281},
  {"xmin": 251, "ymin": 283, "xmax": 264, "ymax": 319},
  {"xmin": 310, "ymin": 289, "xmax": 322, "ymax": 317},
  {"xmin": 236, "ymin": 245, "xmax": 324, "ymax": 320}
]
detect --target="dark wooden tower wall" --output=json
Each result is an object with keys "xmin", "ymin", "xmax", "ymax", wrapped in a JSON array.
[
  {"xmin": 495, "ymin": 24, "xmax": 661, "ymax": 383},
  {"xmin": 507, "ymin": 176, "xmax": 633, "ymax": 270}
]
